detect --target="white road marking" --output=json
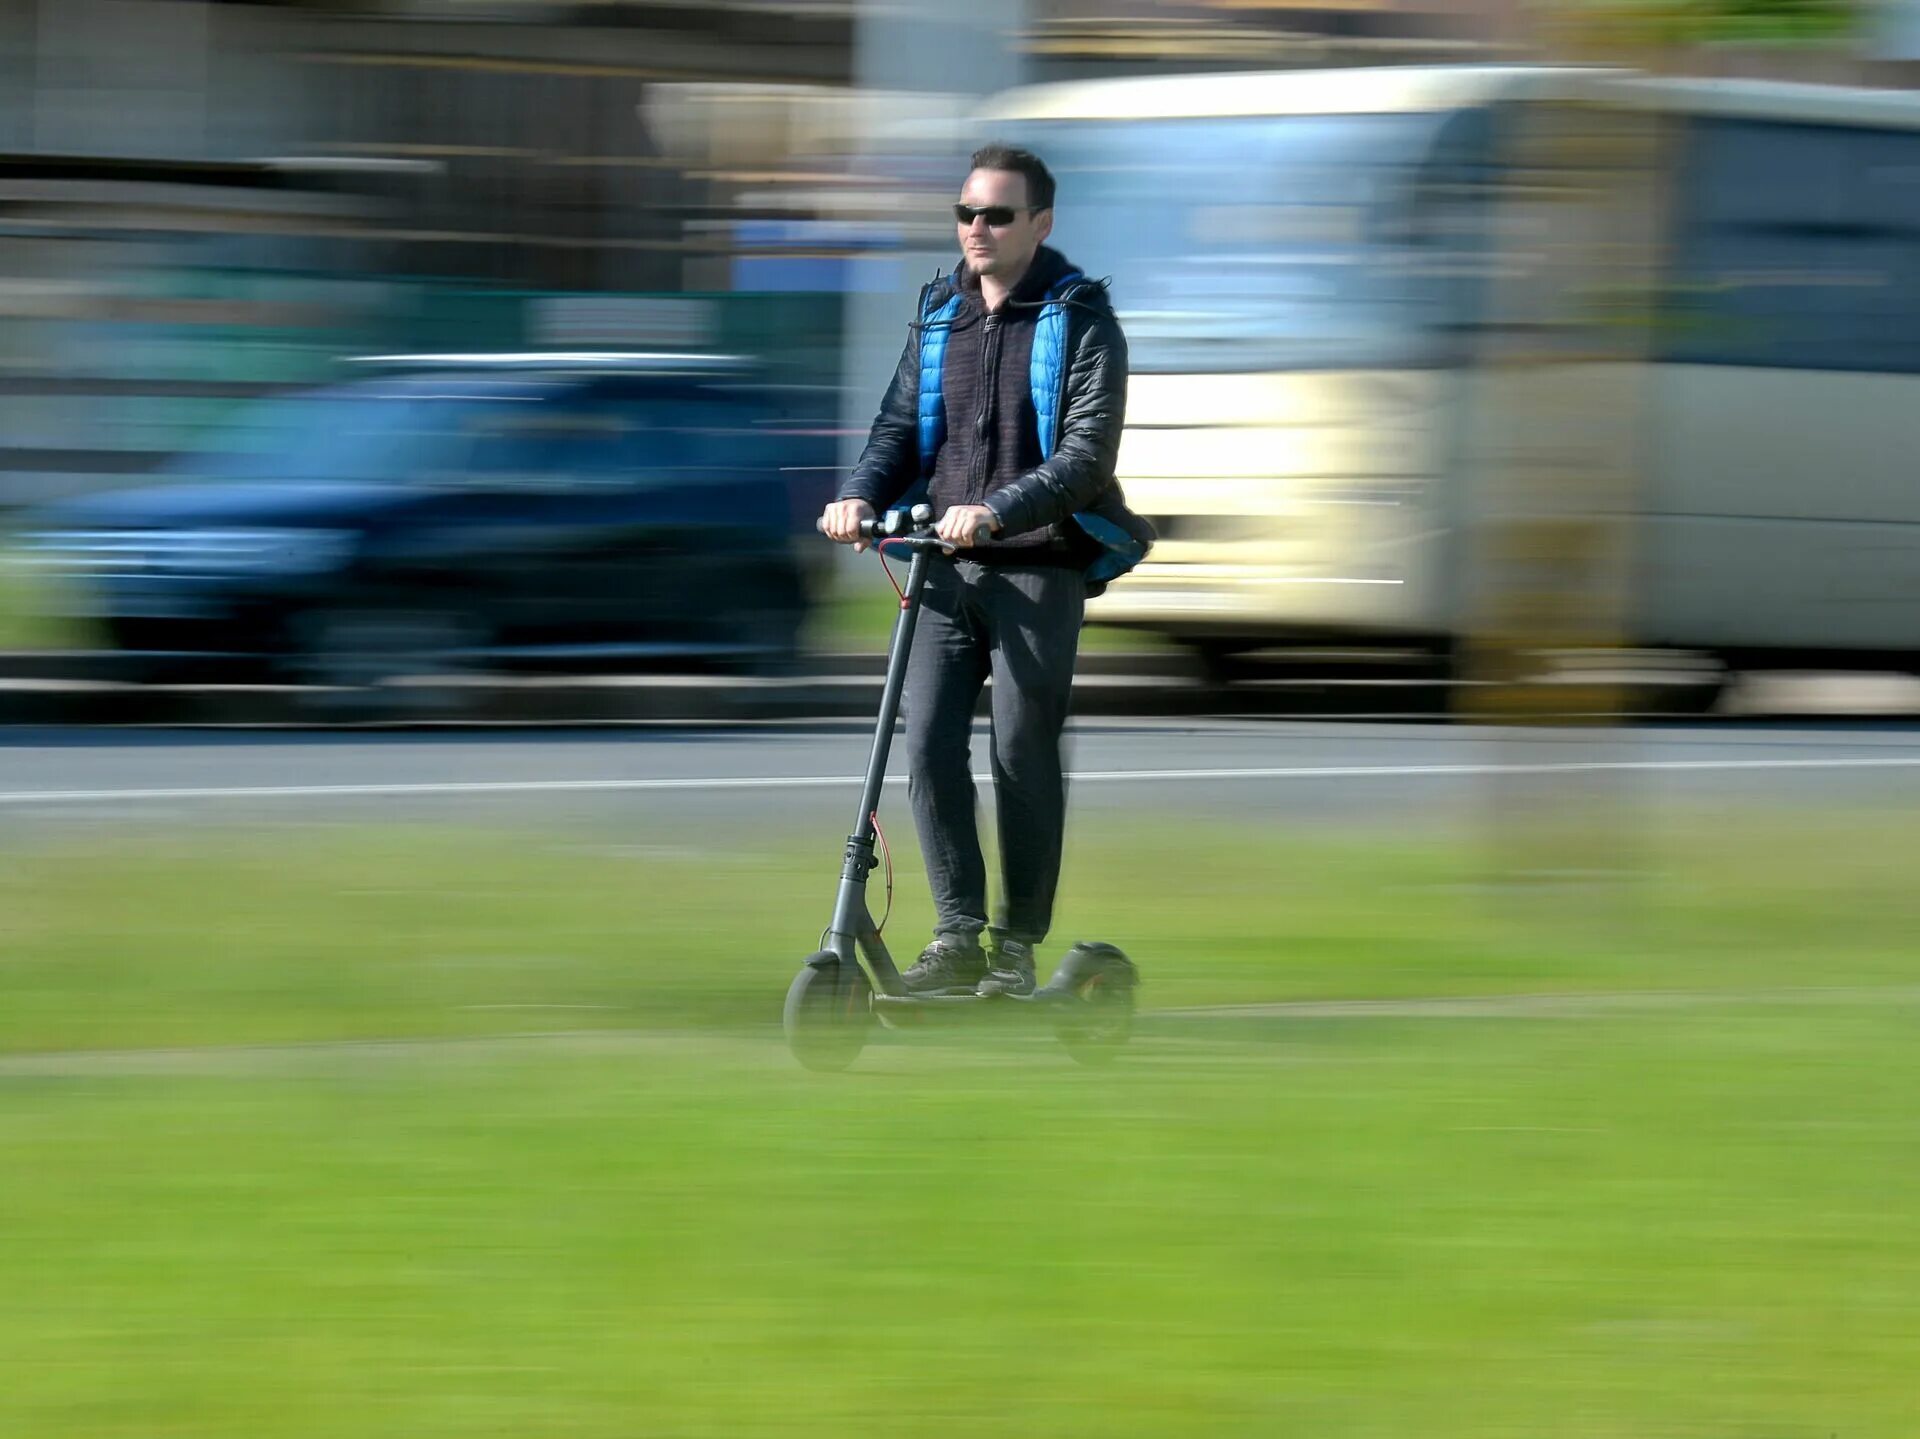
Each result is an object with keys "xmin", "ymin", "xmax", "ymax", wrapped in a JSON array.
[{"xmin": 0, "ymin": 753, "xmax": 1919, "ymax": 806}]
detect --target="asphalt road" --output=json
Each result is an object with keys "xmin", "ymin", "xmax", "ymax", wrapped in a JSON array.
[{"xmin": 4, "ymin": 716, "xmax": 1918, "ymax": 837}]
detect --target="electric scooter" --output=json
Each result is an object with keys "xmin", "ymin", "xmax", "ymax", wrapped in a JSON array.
[{"xmin": 782, "ymin": 504, "xmax": 1140, "ymax": 1072}]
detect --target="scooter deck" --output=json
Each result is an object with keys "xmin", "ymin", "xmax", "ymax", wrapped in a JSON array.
[{"xmin": 872, "ymin": 986, "xmax": 1068, "ymax": 1008}]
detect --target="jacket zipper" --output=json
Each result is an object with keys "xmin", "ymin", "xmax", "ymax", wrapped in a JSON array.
[{"xmin": 971, "ymin": 311, "xmax": 1000, "ymax": 505}]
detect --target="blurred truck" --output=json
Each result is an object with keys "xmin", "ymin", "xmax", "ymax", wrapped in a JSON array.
[{"xmin": 982, "ymin": 66, "xmax": 1920, "ymax": 699}]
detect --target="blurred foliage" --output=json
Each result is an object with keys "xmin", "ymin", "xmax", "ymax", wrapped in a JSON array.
[
  {"xmin": 1550, "ymin": 0, "xmax": 1857, "ymax": 55},
  {"xmin": 0, "ymin": 540, "xmax": 97, "ymax": 651}
]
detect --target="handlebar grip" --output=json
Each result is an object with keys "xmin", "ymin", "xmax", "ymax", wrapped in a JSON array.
[{"xmin": 815, "ymin": 513, "xmax": 884, "ymax": 540}]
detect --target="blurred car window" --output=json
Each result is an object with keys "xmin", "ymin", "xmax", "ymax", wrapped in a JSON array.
[
  {"xmin": 1011, "ymin": 110, "xmax": 1486, "ymax": 373},
  {"xmin": 157, "ymin": 377, "xmax": 803, "ymax": 495},
  {"xmin": 461, "ymin": 405, "xmax": 633, "ymax": 491},
  {"xmin": 1665, "ymin": 118, "xmax": 1920, "ymax": 374},
  {"xmin": 170, "ymin": 386, "xmax": 481, "ymax": 482}
]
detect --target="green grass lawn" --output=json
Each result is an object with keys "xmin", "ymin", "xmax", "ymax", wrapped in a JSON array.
[{"xmin": 3, "ymin": 809, "xmax": 1917, "ymax": 1436}]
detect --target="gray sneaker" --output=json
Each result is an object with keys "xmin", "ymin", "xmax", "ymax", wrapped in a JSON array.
[
  {"xmin": 901, "ymin": 934, "xmax": 988, "ymax": 994},
  {"xmin": 976, "ymin": 939, "xmax": 1037, "ymax": 998}
]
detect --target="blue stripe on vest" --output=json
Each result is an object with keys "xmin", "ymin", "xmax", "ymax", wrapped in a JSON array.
[
  {"xmin": 1031, "ymin": 273, "xmax": 1078, "ymax": 460},
  {"xmin": 1035, "ymin": 275, "xmax": 1148, "ymax": 585},
  {"xmin": 916, "ymin": 291, "xmax": 963, "ymax": 478}
]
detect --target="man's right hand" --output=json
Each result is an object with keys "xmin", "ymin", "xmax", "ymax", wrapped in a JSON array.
[{"xmin": 820, "ymin": 499, "xmax": 876, "ymax": 553}]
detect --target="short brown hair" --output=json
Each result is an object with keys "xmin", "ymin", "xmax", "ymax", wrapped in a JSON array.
[{"xmin": 969, "ymin": 143, "xmax": 1055, "ymax": 212}]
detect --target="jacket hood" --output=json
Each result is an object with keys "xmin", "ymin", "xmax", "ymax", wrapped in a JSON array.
[{"xmin": 945, "ymin": 245, "xmax": 1103, "ymax": 311}]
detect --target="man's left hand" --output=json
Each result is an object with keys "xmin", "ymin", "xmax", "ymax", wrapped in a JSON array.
[{"xmin": 935, "ymin": 504, "xmax": 1001, "ymax": 551}]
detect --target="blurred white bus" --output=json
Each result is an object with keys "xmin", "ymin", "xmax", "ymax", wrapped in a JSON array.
[{"xmin": 982, "ymin": 67, "xmax": 1920, "ymax": 691}]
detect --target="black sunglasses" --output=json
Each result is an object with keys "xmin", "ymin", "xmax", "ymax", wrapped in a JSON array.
[{"xmin": 954, "ymin": 203, "xmax": 1037, "ymax": 227}]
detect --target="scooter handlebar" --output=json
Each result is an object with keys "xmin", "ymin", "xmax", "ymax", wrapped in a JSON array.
[{"xmin": 816, "ymin": 504, "xmax": 936, "ymax": 544}]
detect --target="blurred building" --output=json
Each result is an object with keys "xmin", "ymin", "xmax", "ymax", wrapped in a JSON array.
[{"xmin": 0, "ymin": 0, "xmax": 853, "ymax": 507}]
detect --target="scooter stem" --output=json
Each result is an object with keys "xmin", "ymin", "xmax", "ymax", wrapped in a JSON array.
[{"xmin": 852, "ymin": 543, "xmax": 932, "ymax": 836}]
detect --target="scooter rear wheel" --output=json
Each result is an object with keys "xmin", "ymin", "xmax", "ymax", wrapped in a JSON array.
[
  {"xmin": 1048, "ymin": 942, "xmax": 1138, "ymax": 1066},
  {"xmin": 783, "ymin": 952, "xmax": 873, "ymax": 1072}
]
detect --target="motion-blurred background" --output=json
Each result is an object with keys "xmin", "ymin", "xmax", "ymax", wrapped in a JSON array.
[
  {"xmin": 3, "ymin": 0, "xmax": 1918, "ymax": 711},
  {"xmin": 7, "ymin": 7, "xmax": 1920, "ymax": 1438}
]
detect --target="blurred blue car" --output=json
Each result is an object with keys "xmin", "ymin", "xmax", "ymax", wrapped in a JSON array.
[{"xmin": 19, "ymin": 354, "xmax": 842, "ymax": 684}]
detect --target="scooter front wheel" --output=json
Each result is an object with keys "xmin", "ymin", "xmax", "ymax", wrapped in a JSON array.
[{"xmin": 783, "ymin": 952, "xmax": 873, "ymax": 1072}]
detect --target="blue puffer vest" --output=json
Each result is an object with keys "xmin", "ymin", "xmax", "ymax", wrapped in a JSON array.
[{"xmin": 911, "ymin": 273, "xmax": 1148, "ymax": 588}]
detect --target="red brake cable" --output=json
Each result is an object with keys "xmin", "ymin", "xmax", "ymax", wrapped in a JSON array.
[
  {"xmin": 870, "ymin": 808, "xmax": 893, "ymax": 934},
  {"xmin": 874, "ymin": 539, "xmax": 911, "ymax": 609}
]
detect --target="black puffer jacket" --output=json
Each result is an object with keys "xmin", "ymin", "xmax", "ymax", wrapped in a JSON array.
[{"xmin": 840, "ymin": 246, "xmax": 1154, "ymax": 589}]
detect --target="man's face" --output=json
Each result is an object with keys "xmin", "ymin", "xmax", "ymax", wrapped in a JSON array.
[{"xmin": 957, "ymin": 167, "xmax": 1052, "ymax": 283}]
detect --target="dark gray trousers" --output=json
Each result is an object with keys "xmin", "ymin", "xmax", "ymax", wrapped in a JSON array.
[{"xmin": 902, "ymin": 559, "xmax": 1084, "ymax": 947}]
